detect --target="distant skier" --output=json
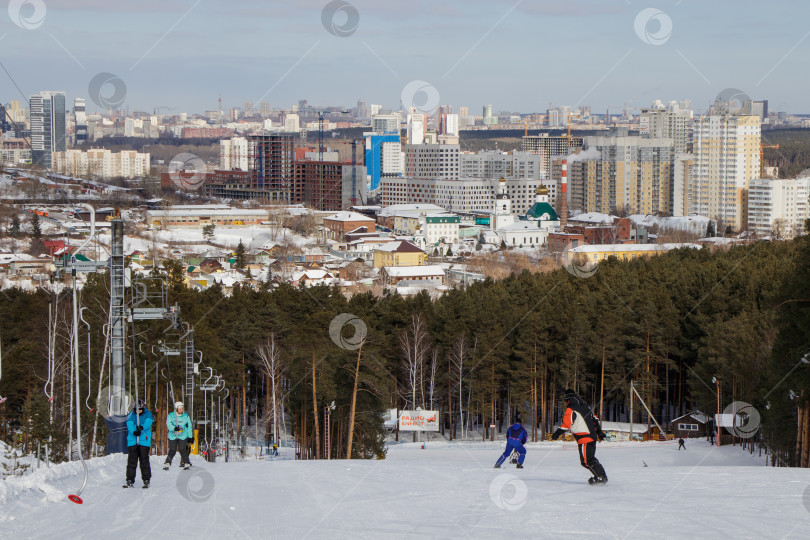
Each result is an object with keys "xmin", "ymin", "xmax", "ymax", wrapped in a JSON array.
[
  {"xmin": 494, "ymin": 416, "xmax": 528, "ymax": 469},
  {"xmin": 124, "ymin": 399, "xmax": 152, "ymax": 488},
  {"xmin": 164, "ymin": 401, "xmax": 192, "ymax": 470},
  {"xmin": 552, "ymin": 389, "xmax": 608, "ymax": 485},
  {"xmin": 678, "ymin": 438, "xmax": 686, "ymax": 450}
]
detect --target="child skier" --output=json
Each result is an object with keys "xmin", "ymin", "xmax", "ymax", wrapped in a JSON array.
[
  {"xmin": 124, "ymin": 399, "xmax": 152, "ymax": 488},
  {"xmin": 164, "ymin": 401, "xmax": 192, "ymax": 470},
  {"xmin": 552, "ymin": 389, "xmax": 608, "ymax": 484},
  {"xmin": 494, "ymin": 416, "xmax": 528, "ymax": 469}
]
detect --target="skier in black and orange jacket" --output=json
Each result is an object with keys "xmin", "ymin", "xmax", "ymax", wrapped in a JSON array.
[{"xmin": 551, "ymin": 388, "xmax": 608, "ymax": 484}]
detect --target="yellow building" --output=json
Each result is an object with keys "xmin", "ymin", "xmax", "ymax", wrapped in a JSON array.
[
  {"xmin": 569, "ymin": 243, "xmax": 700, "ymax": 264},
  {"xmin": 372, "ymin": 240, "xmax": 426, "ymax": 269}
]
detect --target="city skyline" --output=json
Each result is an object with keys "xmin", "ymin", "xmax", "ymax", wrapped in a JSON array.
[{"xmin": 2, "ymin": 0, "xmax": 809, "ymax": 114}]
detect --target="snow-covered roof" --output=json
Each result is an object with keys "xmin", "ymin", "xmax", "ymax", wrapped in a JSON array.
[
  {"xmin": 568, "ymin": 212, "xmax": 615, "ymax": 224},
  {"xmin": 373, "ymin": 240, "xmax": 424, "ymax": 253},
  {"xmin": 671, "ymin": 411, "xmax": 708, "ymax": 424},
  {"xmin": 378, "ymin": 204, "xmax": 446, "ymax": 217},
  {"xmin": 323, "ymin": 211, "xmax": 375, "ymax": 222},
  {"xmin": 498, "ymin": 221, "xmax": 541, "ymax": 231},
  {"xmin": 600, "ymin": 421, "xmax": 649, "ymax": 433},
  {"xmin": 383, "ymin": 265, "xmax": 445, "ymax": 277},
  {"xmin": 630, "ymin": 214, "xmax": 714, "ymax": 232}
]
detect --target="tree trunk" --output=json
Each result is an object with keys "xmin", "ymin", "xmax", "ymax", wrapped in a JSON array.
[
  {"xmin": 312, "ymin": 352, "xmax": 320, "ymax": 460},
  {"xmin": 347, "ymin": 343, "xmax": 363, "ymax": 459}
]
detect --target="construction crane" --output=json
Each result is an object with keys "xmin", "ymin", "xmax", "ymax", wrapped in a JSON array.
[{"xmin": 761, "ymin": 143, "xmax": 780, "ymax": 178}]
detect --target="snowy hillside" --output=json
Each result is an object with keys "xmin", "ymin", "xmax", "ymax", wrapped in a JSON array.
[{"xmin": 1, "ymin": 440, "xmax": 808, "ymax": 539}]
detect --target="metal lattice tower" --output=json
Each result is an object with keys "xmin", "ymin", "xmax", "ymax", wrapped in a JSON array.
[{"xmin": 109, "ymin": 219, "xmax": 127, "ymax": 415}]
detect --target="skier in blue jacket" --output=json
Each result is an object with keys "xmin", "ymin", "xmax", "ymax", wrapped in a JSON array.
[
  {"xmin": 494, "ymin": 416, "xmax": 528, "ymax": 469},
  {"xmin": 164, "ymin": 401, "xmax": 193, "ymax": 470},
  {"xmin": 125, "ymin": 399, "xmax": 152, "ymax": 488}
]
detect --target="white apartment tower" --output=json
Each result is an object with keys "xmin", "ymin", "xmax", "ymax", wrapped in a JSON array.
[{"xmin": 690, "ymin": 114, "xmax": 761, "ymax": 231}]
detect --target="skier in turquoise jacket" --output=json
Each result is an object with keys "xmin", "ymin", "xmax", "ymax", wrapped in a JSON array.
[
  {"xmin": 125, "ymin": 399, "xmax": 152, "ymax": 488},
  {"xmin": 164, "ymin": 401, "xmax": 193, "ymax": 470}
]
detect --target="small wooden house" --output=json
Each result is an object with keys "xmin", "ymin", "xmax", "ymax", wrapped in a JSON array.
[{"xmin": 671, "ymin": 412, "xmax": 708, "ymax": 439}]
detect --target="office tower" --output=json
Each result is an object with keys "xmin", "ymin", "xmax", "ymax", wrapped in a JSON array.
[
  {"xmin": 30, "ymin": 91, "xmax": 66, "ymax": 168},
  {"xmin": 259, "ymin": 101, "xmax": 270, "ymax": 117},
  {"xmin": 365, "ymin": 133, "xmax": 402, "ymax": 192},
  {"xmin": 403, "ymin": 144, "xmax": 460, "ymax": 179}
]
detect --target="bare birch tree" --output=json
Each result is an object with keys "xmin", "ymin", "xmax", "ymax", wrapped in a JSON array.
[
  {"xmin": 448, "ymin": 333, "xmax": 471, "ymax": 439},
  {"xmin": 256, "ymin": 333, "xmax": 283, "ymax": 444},
  {"xmin": 400, "ymin": 314, "xmax": 430, "ymax": 410}
]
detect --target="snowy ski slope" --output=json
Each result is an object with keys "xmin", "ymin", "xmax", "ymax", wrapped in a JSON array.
[{"xmin": 1, "ymin": 439, "xmax": 808, "ymax": 539}]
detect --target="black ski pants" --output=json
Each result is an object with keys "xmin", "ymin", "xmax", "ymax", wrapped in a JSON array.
[
  {"xmin": 126, "ymin": 445, "xmax": 152, "ymax": 482},
  {"xmin": 577, "ymin": 441, "xmax": 606, "ymax": 478},
  {"xmin": 166, "ymin": 438, "xmax": 189, "ymax": 465}
]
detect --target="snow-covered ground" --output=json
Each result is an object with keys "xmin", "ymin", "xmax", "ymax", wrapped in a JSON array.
[{"xmin": 2, "ymin": 439, "xmax": 809, "ymax": 539}]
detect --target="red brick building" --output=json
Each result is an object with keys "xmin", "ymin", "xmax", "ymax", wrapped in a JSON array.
[
  {"xmin": 323, "ymin": 211, "xmax": 377, "ymax": 241},
  {"xmin": 547, "ymin": 217, "xmax": 634, "ymax": 251}
]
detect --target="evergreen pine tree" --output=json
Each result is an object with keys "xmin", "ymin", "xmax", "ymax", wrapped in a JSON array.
[{"xmin": 235, "ymin": 240, "xmax": 247, "ymax": 269}]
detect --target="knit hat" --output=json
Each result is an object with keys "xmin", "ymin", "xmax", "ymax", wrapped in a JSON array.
[
  {"xmin": 562, "ymin": 389, "xmax": 577, "ymax": 401},
  {"xmin": 175, "ymin": 401, "xmax": 184, "ymax": 410}
]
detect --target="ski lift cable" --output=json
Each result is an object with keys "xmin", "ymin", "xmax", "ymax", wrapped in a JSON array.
[
  {"xmin": 44, "ymin": 306, "xmax": 54, "ymax": 400},
  {"xmin": 79, "ymin": 307, "xmax": 92, "ymax": 410}
]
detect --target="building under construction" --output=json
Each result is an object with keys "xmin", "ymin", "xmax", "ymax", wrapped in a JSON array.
[{"xmin": 247, "ymin": 133, "xmax": 296, "ymax": 203}]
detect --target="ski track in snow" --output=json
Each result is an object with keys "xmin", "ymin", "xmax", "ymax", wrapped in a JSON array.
[{"xmin": 2, "ymin": 440, "xmax": 810, "ymax": 539}]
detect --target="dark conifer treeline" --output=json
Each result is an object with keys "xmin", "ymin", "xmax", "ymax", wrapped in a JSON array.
[{"xmin": 2, "ymin": 236, "xmax": 810, "ymax": 464}]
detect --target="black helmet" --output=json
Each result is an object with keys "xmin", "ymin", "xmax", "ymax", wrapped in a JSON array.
[{"xmin": 562, "ymin": 388, "xmax": 577, "ymax": 401}]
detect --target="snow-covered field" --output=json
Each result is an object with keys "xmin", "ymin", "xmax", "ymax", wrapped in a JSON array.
[{"xmin": 2, "ymin": 439, "xmax": 809, "ymax": 539}]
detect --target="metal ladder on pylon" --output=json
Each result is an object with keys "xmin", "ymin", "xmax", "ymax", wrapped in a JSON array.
[{"xmin": 185, "ymin": 328, "xmax": 195, "ymax": 416}]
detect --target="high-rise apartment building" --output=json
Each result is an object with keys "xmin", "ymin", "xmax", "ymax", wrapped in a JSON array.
[
  {"xmin": 74, "ymin": 98, "xmax": 88, "ymax": 144},
  {"xmin": 406, "ymin": 113, "xmax": 425, "ymax": 145},
  {"xmin": 639, "ymin": 100, "xmax": 693, "ymax": 153},
  {"xmin": 748, "ymin": 177, "xmax": 809, "ymax": 238},
  {"xmin": 30, "ymin": 91, "xmax": 66, "ymax": 168},
  {"xmin": 690, "ymin": 114, "xmax": 761, "ymax": 231},
  {"xmin": 220, "ymin": 136, "xmax": 248, "ymax": 170},
  {"xmin": 521, "ymin": 133, "xmax": 584, "ymax": 176},
  {"xmin": 566, "ymin": 136, "xmax": 675, "ymax": 216}
]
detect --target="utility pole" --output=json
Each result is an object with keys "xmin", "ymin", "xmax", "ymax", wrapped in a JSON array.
[{"xmin": 629, "ymin": 380, "xmax": 634, "ymax": 441}]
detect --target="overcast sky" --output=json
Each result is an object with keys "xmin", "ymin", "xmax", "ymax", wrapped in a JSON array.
[{"xmin": 2, "ymin": 0, "xmax": 808, "ymax": 115}]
